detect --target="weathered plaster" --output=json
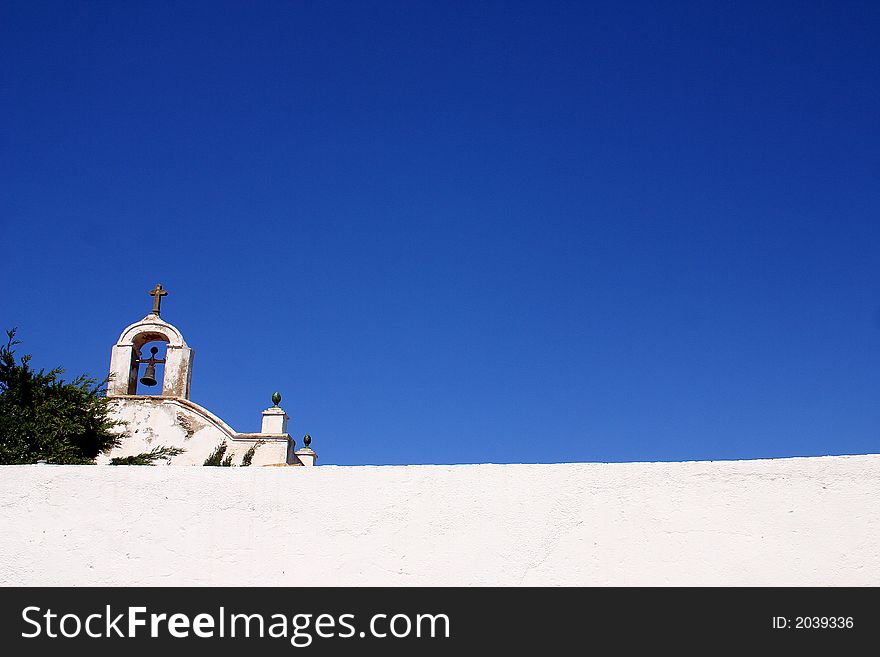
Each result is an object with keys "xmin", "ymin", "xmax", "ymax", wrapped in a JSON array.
[
  {"xmin": 107, "ymin": 314, "xmax": 193, "ymax": 398},
  {"xmin": 99, "ymin": 396, "xmax": 292, "ymax": 466},
  {"xmin": 1, "ymin": 454, "xmax": 878, "ymax": 586}
]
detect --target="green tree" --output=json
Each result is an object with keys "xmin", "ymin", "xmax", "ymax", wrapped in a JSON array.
[{"xmin": 0, "ymin": 328, "xmax": 124, "ymax": 464}]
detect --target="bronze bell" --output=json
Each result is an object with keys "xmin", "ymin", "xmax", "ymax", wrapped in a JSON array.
[
  {"xmin": 139, "ymin": 363, "xmax": 157, "ymax": 387},
  {"xmin": 139, "ymin": 346, "xmax": 160, "ymax": 387}
]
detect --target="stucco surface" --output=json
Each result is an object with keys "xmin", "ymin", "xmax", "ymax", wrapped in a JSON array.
[
  {"xmin": 97, "ymin": 397, "xmax": 291, "ymax": 466},
  {"xmin": 1, "ymin": 455, "xmax": 878, "ymax": 586}
]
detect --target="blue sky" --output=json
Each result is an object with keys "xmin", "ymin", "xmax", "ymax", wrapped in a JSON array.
[{"xmin": 2, "ymin": 1, "xmax": 878, "ymax": 465}]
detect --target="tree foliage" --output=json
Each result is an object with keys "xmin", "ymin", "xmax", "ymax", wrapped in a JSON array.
[
  {"xmin": 203, "ymin": 441, "xmax": 260, "ymax": 466},
  {"xmin": 203, "ymin": 441, "xmax": 233, "ymax": 467},
  {"xmin": 240, "ymin": 443, "xmax": 258, "ymax": 467},
  {"xmin": 0, "ymin": 328, "xmax": 124, "ymax": 464},
  {"xmin": 109, "ymin": 446, "xmax": 185, "ymax": 466}
]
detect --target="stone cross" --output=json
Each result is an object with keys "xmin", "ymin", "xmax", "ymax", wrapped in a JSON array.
[{"xmin": 149, "ymin": 283, "xmax": 168, "ymax": 315}]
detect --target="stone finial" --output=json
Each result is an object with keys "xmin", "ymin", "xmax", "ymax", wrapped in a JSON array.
[
  {"xmin": 272, "ymin": 391, "xmax": 282, "ymax": 407},
  {"xmin": 295, "ymin": 433, "xmax": 316, "ymax": 466}
]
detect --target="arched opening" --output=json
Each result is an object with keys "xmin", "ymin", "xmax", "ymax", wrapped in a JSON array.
[
  {"xmin": 109, "ymin": 317, "xmax": 193, "ymax": 399},
  {"xmin": 123, "ymin": 329, "xmax": 173, "ymax": 396},
  {"xmin": 134, "ymin": 340, "xmax": 168, "ymax": 395}
]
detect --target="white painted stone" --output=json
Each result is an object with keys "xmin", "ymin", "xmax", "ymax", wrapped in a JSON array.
[
  {"xmin": 1, "ymin": 454, "xmax": 878, "ymax": 586},
  {"xmin": 261, "ymin": 407, "xmax": 289, "ymax": 435},
  {"xmin": 294, "ymin": 448, "xmax": 316, "ymax": 467},
  {"xmin": 99, "ymin": 396, "xmax": 291, "ymax": 466}
]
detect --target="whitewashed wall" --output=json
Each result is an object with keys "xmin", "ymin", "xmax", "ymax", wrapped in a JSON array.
[
  {"xmin": 97, "ymin": 397, "xmax": 291, "ymax": 466},
  {"xmin": 1, "ymin": 455, "xmax": 878, "ymax": 586}
]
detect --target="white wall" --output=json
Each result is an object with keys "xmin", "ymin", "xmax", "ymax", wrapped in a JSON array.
[
  {"xmin": 98, "ymin": 397, "xmax": 290, "ymax": 466},
  {"xmin": 1, "ymin": 454, "xmax": 878, "ymax": 586}
]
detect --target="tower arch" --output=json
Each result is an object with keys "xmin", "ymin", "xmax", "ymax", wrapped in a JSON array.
[{"xmin": 107, "ymin": 301, "xmax": 194, "ymax": 399}]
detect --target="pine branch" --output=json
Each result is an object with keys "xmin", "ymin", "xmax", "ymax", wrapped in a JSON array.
[
  {"xmin": 240, "ymin": 443, "xmax": 259, "ymax": 467},
  {"xmin": 203, "ymin": 441, "xmax": 229, "ymax": 466},
  {"xmin": 109, "ymin": 446, "xmax": 185, "ymax": 466}
]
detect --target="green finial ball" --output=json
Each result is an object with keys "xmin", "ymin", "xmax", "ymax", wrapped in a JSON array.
[
  {"xmin": 303, "ymin": 434, "xmax": 312, "ymax": 448},
  {"xmin": 271, "ymin": 392, "xmax": 281, "ymax": 407}
]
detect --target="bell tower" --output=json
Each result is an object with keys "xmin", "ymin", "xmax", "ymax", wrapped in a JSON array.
[
  {"xmin": 102, "ymin": 284, "xmax": 314, "ymax": 466},
  {"xmin": 107, "ymin": 283, "xmax": 194, "ymax": 398}
]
